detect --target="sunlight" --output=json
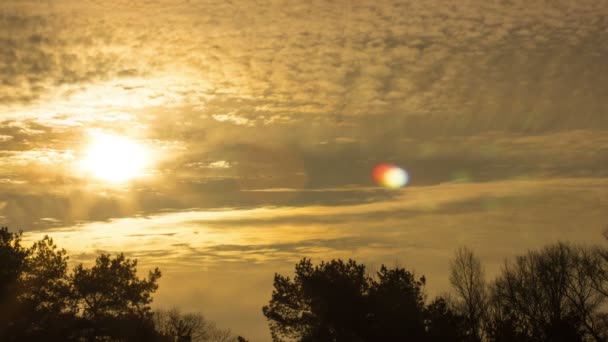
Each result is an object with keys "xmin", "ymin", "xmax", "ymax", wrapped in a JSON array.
[{"xmin": 80, "ymin": 132, "xmax": 149, "ymax": 183}]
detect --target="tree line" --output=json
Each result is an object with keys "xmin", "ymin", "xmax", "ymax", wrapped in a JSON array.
[
  {"xmin": 263, "ymin": 241, "xmax": 608, "ymax": 342},
  {"xmin": 0, "ymin": 227, "xmax": 242, "ymax": 342},
  {"xmin": 4, "ymin": 225, "xmax": 608, "ymax": 341}
]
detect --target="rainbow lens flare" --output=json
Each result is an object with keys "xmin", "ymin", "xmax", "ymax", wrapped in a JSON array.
[{"xmin": 373, "ymin": 163, "xmax": 409, "ymax": 189}]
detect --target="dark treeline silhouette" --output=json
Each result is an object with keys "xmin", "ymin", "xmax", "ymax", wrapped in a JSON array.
[
  {"xmin": 0, "ymin": 227, "xmax": 242, "ymax": 342},
  {"xmin": 263, "ymin": 243, "xmax": 608, "ymax": 342},
  {"xmin": 6, "ymin": 225, "xmax": 608, "ymax": 342},
  {"xmin": 262, "ymin": 258, "xmax": 467, "ymax": 342}
]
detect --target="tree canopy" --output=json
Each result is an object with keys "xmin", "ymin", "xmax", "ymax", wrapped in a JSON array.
[
  {"xmin": 0, "ymin": 227, "xmax": 163, "ymax": 341},
  {"xmin": 263, "ymin": 258, "xmax": 466, "ymax": 341},
  {"xmin": 0, "ymin": 227, "xmax": 238, "ymax": 342},
  {"xmin": 264, "ymin": 241, "xmax": 608, "ymax": 342}
]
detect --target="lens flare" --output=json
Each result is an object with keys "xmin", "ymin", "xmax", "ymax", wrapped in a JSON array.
[{"xmin": 373, "ymin": 163, "xmax": 409, "ymax": 189}]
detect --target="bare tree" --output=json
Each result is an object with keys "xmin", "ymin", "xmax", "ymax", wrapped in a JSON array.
[
  {"xmin": 588, "ymin": 231, "xmax": 608, "ymax": 300},
  {"xmin": 450, "ymin": 247, "xmax": 486, "ymax": 341},
  {"xmin": 154, "ymin": 308, "xmax": 235, "ymax": 342},
  {"xmin": 488, "ymin": 243, "xmax": 608, "ymax": 342},
  {"xmin": 564, "ymin": 246, "xmax": 608, "ymax": 342}
]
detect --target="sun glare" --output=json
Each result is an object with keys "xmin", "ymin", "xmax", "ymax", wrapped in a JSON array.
[{"xmin": 81, "ymin": 132, "xmax": 149, "ymax": 183}]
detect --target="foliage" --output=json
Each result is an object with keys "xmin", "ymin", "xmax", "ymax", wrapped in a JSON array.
[
  {"xmin": 425, "ymin": 297, "xmax": 468, "ymax": 341},
  {"xmin": 263, "ymin": 258, "xmax": 464, "ymax": 342},
  {"xmin": 72, "ymin": 253, "xmax": 161, "ymax": 320},
  {"xmin": 0, "ymin": 227, "xmax": 27, "ymax": 297},
  {"xmin": 0, "ymin": 228, "xmax": 163, "ymax": 341},
  {"xmin": 365, "ymin": 265, "xmax": 427, "ymax": 340},
  {"xmin": 263, "ymin": 258, "xmax": 369, "ymax": 341},
  {"xmin": 265, "ymin": 240, "xmax": 608, "ymax": 342},
  {"xmin": 0, "ymin": 227, "xmax": 29, "ymax": 339},
  {"xmin": 71, "ymin": 253, "xmax": 162, "ymax": 340},
  {"xmin": 13, "ymin": 236, "xmax": 76, "ymax": 340}
]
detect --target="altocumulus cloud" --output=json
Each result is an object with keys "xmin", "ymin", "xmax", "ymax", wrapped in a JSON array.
[{"xmin": 3, "ymin": 0, "xmax": 608, "ymax": 340}]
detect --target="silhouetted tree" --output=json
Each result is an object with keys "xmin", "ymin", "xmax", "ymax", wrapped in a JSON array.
[
  {"xmin": 153, "ymin": 308, "xmax": 235, "ymax": 342},
  {"xmin": 425, "ymin": 297, "xmax": 468, "ymax": 341},
  {"xmin": 588, "ymin": 255, "xmax": 608, "ymax": 299},
  {"xmin": 0, "ymin": 228, "xmax": 226, "ymax": 341},
  {"xmin": 71, "ymin": 253, "xmax": 162, "ymax": 340},
  {"xmin": 563, "ymin": 246, "xmax": 608, "ymax": 341},
  {"xmin": 263, "ymin": 258, "xmax": 467, "ymax": 342},
  {"xmin": 593, "ymin": 253, "xmax": 608, "ymax": 299},
  {"xmin": 14, "ymin": 236, "xmax": 77, "ymax": 340},
  {"xmin": 487, "ymin": 243, "xmax": 592, "ymax": 341},
  {"xmin": 0, "ymin": 228, "xmax": 27, "ymax": 296},
  {"xmin": 263, "ymin": 258, "xmax": 370, "ymax": 341},
  {"xmin": 450, "ymin": 247, "xmax": 486, "ymax": 341},
  {"xmin": 0, "ymin": 231, "xmax": 77, "ymax": 340},
  {"xmin": 13, "ymin": 224, "xmax": 608, "ymax": 342},
  {"xmin": 0, "ymin": 227, "xmax": 28, "ymax": 340},
  {"xmin": 365, "ymin": 265, "xmax": 427, "ymax": 340}
]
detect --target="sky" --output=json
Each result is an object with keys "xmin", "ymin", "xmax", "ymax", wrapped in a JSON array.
[{"xmin": 2, "ymin": 0, "xmax": 608, "ymax": 340}]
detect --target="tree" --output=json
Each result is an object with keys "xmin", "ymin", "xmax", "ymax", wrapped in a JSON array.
[
  {"xmin": 563, "ymin": 246, "xmax": 608, "ymax": 341},
  {"xmin": 0, "ymin": 227, "xmax": 27, "ymax": 298},
  {"xmin": 263, "ymin": 258, "xmax": 370, "ymax": 341},
  {"xmin": 365, "ymin": 266, "xmax": 427, "ymax": 340},
  {"xmin": 0, "ymin": 228, "xmax": 175, "ymax": 341},
  {"xmin": 449, "ymin": 247, "xmax": 486, "ymax": 341},
  {"xmin": 425, "ymin": 297, "xmax": 468, "ymax": 341},
  {"xmin": 486, "ymin": 243, "xmax": 600, "ymax": 342},
  {"xmin": 262, "ymin": 258, "xmax": 463, "ymax": 342},
  {"xmin": 0, "ymin": 227, "xmax": 28, "ymax": 340},
  {"xmin": 20, "ymin": 237, "xmax": 72, "ymax": 312},
  {"xmin": 71, "ymin": 253, "xmax": 162, "ymax": 340},
  {"xmin": 153, "ymin": 308, "xmax": 235, "ymax": 342},
  {"xmin": 15, "ymin": 236, "xmax": 76, "ymax": 340},
  {"xmin": 585, "ymin": 228, "xmax": 608, "ymax": 300}
]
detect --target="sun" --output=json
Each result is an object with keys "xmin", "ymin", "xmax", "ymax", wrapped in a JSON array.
[{"xmin": 81, "ymin": 132, "xmax": 149, "ymax": 183}]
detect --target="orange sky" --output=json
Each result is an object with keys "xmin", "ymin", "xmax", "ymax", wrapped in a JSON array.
[{"xmin": 2, "ymin": 0, "xmax": 608, "ymax": 340}]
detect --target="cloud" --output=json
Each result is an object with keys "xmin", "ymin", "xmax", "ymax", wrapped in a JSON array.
[
  {"xmin": 2, "ymin": 0, "xmax": 607, "ymax": 202},
  {"xmin": 20, "ymin": 176, "xmax": 608, "ymax": 340},
  {"xmin": 2, "ymin": 1, "xmax": 608, "ymax": 339},
  {"xmin": 211, "ymin": 114, "xmax": 253, "ymax": 126},
  {"xmin": 22, "ymin": 177, "xmax": 608, "ymax": 264},
  {"xmin": 207, "ymin": 160, "xmax": 232, "ymax": 169},
  {"xmin": 2, "ymin": 0, "xmax": 607, "ymax": 132}
]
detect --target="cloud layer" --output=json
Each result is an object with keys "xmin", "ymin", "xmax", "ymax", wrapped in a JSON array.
[
  {"xmin": 2, "ymin": 0, "xmax": 608, "ymax": 340},
  {"xmin": 23, "ymin": 178, "xmax": 608, "ymax": 340}
]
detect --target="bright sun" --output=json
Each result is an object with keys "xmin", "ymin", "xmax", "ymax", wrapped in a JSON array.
[{"xmin": 81, "ymin": 132, "xmax": 149, "ymax": 183}]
